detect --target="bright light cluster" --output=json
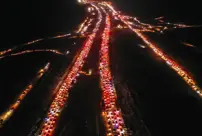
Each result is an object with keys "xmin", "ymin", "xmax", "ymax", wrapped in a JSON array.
[
  {"xmin": 80, "ymin": 18, "xmax": 94, "ymax": 34},
  {"xmin": 0, "ymin": 36, "xmax": 60, "ymax": 57},
  {"xmin": 134, "ymin": 31, "xmax": 202, "ymax": 97},
  {"xmin": 38, "ymin": 5, "xmax": 103, "ymax": 136},
  {"xmin": 24, "ymin": 39, "xmax": 43, "ymax": 45},
  {"xmin": 76, "ymin": 17, "xmax": 89, "ymax": 33},
  {"xmin": 125, "ymin": 15, "xmax": 196, "ymax": 33},
  {"xmin": 88, "ymin": 7, "xmax": 94, "ymax": 12},
  {"xmin": 102, "ymin": 2, "xmax": 198, "ymax": 34},
  {"xmin": 0, "ymin": 49, "xmax": 12, "ymax": 56},
  {"xmin": 77, "ymin": 4, "xmax": 102, "ymax": 35},
  {"xmin": 99, "ymin": 15, "xmax": 128, "ymax": 136},
  {"xmin": 0, "ymin": 33, "xmax": 71, "ymax": 57},
  {"xmin": 91, "ymin": 4, "xmax": 102, "ymax": 33},
  {"xmin": 51, "ymin": 33, "xmax": 71, "ymax": 39},
  {"xmin": 0, "ymin": 49, "xmax": 63, "ymax": 60},
  {"xmin": 1, "ymin": 0, "xmax": 201, "ymax": 134},
  {"xmin": 39, "ymin": 34, "xmax": 96, "ymax": 136},
  {"xmin": 0, "ymin": 62, "xmax": 50, "ymax": 126},
  {"xmin": 77, "ymin": 0, "xmax": 87, "ymax": 4},
  {"xmin": 102, "ymin": 2, "xmax": 202, "ymax": 98},
  {"xmin": 12, "ymin": 49, "xmax": 63, "ymax": 56},
  {"xmin": 79, "ymin": 69, "xmax": 92, "ymax": 76},
  {"xmin": 116, "ymin": 24, "xmax": 128, "ymax": 29}
]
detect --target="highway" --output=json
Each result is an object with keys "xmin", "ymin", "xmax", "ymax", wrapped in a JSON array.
[
  {"xmin": 0, "ymin": 62, "xmax": 50, "ymax": 127},
  {"xmin": 111, "ymin": 31, "xmax": 202, "ymax": 136},
  {"xmin": 0, "ymin": 0, "xmax": 202, "ymax": 136},
  {"xmin": 0, "ymin": 38, "xmax": 83, "ymax": 135}
]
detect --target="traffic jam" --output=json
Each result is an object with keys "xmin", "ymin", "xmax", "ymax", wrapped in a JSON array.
[
  {"xmin": 103, "ymin": 2, "xmax": 202, "ymax": 98},
  {"xmin": 99, "ymin": 15, "xmax": 128, "ymax": 136},
  {"xmin": 136, "ymin": 32, "xmax": 202, "ymax": 97},
  {"xmin": 38, "ymin": 5, "xmax": 103, "ymax": 136}
]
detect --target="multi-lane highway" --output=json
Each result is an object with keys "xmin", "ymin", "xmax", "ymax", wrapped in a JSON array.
[{"xmin": 0, "ymin": 0, "xmax": 202, "ymax": 136}]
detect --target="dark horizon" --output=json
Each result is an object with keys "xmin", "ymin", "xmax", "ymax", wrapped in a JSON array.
[{"xmin": 2, "ymin": 0, "xmax": 202, "ymax": 47}]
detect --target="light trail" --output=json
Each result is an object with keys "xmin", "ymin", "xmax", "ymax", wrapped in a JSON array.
[
  {"xmin": 137, "ymin": 44, "xmax": 146, "ymax": 49},
  {"xmin": 103, "ymin": 2, "xmax": 202, "ymax": 97},
  {"xmin": 37, "ymin": 4, "xmax": 103, "ymax": 136},
  {"xmin": 0, "ymin": 39, "xmax": 43, "ymax": 57},
  {"xmin": 79, "ymin": 69, "xmax": 92, "ymax": 76},
  {"xmin": 80, "ymin": 18, "xmax": 94, "ymax": 34},
  {"xmin": 155, "ymin": 16, "xmax": 164, "ymax": 20},
  {"xmin": 10, "ymin": 49, "xmax": 63, "ymax": 56},
  {"xmin": 120, "ymin": 15, "xmax": 156, "ymax": 32},
  {"xmin": 23, "ymin": 39, "xmax": 44, "ymax": 45},
  {"xmin": 0, "ymin": 8, "xmax": 98, "ymax": 58},
  {"xmin": 76, "ymin": 17, "xmax": 89, "ymax": 33},
  {"xmin": 0, "ymin": 62, "xmax": 50, "ymax": 127},
  {"xmin": 116, "ymin": 24, "xmax": 128, "ymax": 29},
  {"xmin": 104, "ymin": 4, "xmax": 200, "ymax": 34},
  {"xmin": 181, "ymin": 41, "xmax": 195, "ymax": 48},
  {"xmin": 77, "ymin": 0, "xmax": 87, "ymax": 4},
  {"xmin": 132, "ymin": 31, "xmax": 202, "ymax": 97},
  {"xmin": 0, "ymin": 48, "xmax": 15, "ymax": 56},
  {"xmin": 99, "ymin": 14, "xmax": 128, "ymax": 136},
  {"xmin": 0, "ymin": 12, "xmax": 93, "ymax": 58},
  {"xmin": 76, "ymin": 15, "xmax": 95, "ymax": 35},
  {"xmin": 49, "ymin": 33, "xmax": 71, "ymax": 39},
  {"xmin": 1, "ymin": 1, "xmax": 200, "ymax": 135},
  {"xmin": 0, "ymin": 49, "xmax": 63, "ymax": 60},
  {"xmin": 126, "ymin": 16, "xmax": 199, "ymax": 33},
  {"xmin": 0, "ymin": 34, "xmax": 71, "ymax": 57}
]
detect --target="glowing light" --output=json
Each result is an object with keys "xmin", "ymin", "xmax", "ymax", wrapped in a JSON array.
[
  {"xmin": 0, "ymin": 62, "xmax": 50, "ymax": 126},
  {"xmin": 50, "ymin": 33, "xmax": 71, "ymax": 39},
  {"xmin": 137, "ymin": 44, "xmax": 146, "ymax": 48},
  {"xmin": 113, "ymin": 8, "xmax": 202, "ymax": 97},
  {"xmin": 66, "ymin": 50, "xmax": 70, "ymax": 55},
  {"xmin": 38, "ymin": 5, "xmax": 103, "ymax": 135},
  {"xmin": 0, "ymin": 49, "xmax": 63, "ymax": 60},
  {"xmin": 76, "ymin": 17, "xmax": 89, "ymax": 33},
  {"xmin": 134, "ymin": 31, "xmax": 202, "ymax": 97},
  {"xmin": 99, "ymin": 14, "xmax": 128, "ymax": 136},
  {"xmin": 181, "ymin": 41, "xmax": 195, "ymax": 48},
  {"xmin": 155, "ymin": 16, "xmax": 164, "ymax": 20}
]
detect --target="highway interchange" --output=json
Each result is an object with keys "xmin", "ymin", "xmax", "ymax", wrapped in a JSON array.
[{"xmin": 0, "ymin": 0, "xmax": 202, "ymax": 136}]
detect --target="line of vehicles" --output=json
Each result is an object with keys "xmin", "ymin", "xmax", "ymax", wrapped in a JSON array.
[
  {"xmin": 37, "ymin": 4, "xmax": 103, "ymax": 135},
  {"xmin": 99, "ymin": 15, "xmax": 128, "ymax": 136},
  {"xmin": 0, "ymin": 62, "xmax": 50, "ymax": 127}
]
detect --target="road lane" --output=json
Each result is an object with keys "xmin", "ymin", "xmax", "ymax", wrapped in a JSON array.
[
  {"xmin": 36, "ymin": 4, "xmax": 103, "ymax": 135},
  {"xmin": 0, "ymin": 62, "xmax": 50, "ymax": 127},
  {"xmin": 101, "ymin": 1, "xmax": 202, "ymax": 98},
  {"xmin": 98, "ymin": 12, "xmax": 128, "ymax": 135},
  {"xmin": 0, "ymin": 38, "xmax": 80, "ymax": 136},
  {"xmin": 112, "ymin": 32, "xmax": 202, "ymax": 136}
]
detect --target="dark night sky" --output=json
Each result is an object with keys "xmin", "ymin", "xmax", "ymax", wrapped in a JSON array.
[
  {"xmin": 115, "ymin": 0, "xmax": 201, "ymax": 22},
  {"xmin": 2, "ymin": 0, "xmax": 202, "ymax": 48},
  {"xmin": 2, "ymin": 0, "xmax": 85, "ymax": 48}
]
